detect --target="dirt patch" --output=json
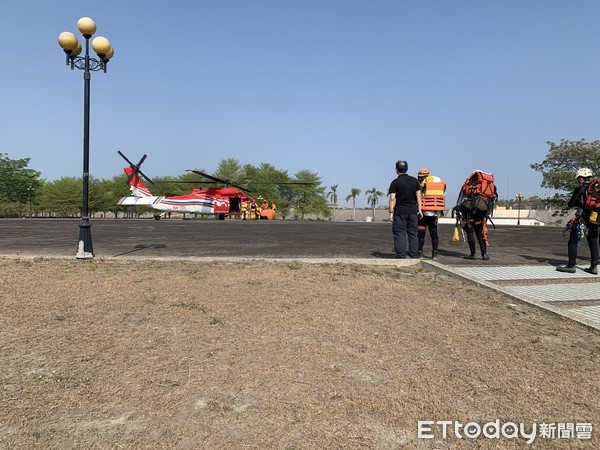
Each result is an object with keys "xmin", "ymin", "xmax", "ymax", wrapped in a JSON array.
[{"xmin": 0, "ymin": 258, "xmax": 598, "ymax": 449}]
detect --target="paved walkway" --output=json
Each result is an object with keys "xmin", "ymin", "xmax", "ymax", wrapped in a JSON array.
[
  {"xmin": 1, "ymin": 219, "xmax": 598, "ymax": 330},
  {"xmin": 442, "ymin": 264, "xmax": 600, "ymax": 331}
]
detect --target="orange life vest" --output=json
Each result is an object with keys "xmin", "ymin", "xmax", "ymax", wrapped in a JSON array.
[{"xmin": 421, "ymin": 178, "xmax": 446, "ymax": 211}]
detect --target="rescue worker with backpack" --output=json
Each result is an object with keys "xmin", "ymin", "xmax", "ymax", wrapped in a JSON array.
[
  {"xmin": 454, "ymin": 170, "xmax": 498, "ymax": 260},
  {"xmin": 556, "ymin": 168, "xmax": 599, "ymax": 275},
  {"xmin": 417, "ymin": 168, "xmax": 446, "ymax": 260}
]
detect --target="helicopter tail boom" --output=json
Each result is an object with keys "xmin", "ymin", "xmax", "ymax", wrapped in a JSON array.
[{"xmin": 124, "ymin": 166, "xmax": 152, "ymax": 197}]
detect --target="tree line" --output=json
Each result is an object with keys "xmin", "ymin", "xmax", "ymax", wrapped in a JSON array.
[
  {"xmin": 2, "ymin": 140, "xmax": 598, "ymax": 218},
  {"xmin": 0, "ymin": 154, "xmax": 332, "ymax": 219}
]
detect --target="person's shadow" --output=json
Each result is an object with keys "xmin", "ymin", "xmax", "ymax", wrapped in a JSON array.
[
  {"xmin": 518, "ymin": 253, "xmax": 573, "ymax": 266},
  {"xmin": 113, "ymin": 243, "xmax": 166, "ymax": 257},
  {"xmin": 371, "ymin": 251, "xmax": 398, "ymax": 259}
]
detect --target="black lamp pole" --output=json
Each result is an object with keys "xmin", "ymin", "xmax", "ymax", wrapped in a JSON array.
[
  {"xmin": 79, "ymin": 34, "xmax": 94, "ymax": 258},
  {"xmin": 516, "ymin": 193, "xmax": 524, "ymax": 226},
  {"xmin": 58, "ymin": 18, "xmax": 113, "ymax": 259}
]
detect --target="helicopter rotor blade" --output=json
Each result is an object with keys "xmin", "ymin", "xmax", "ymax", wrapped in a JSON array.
[
  {"xmin": 187, "ymin": 170, "xmax": 226, "ymax": 184},
  {"xmin": 186, "ymin": 170, "xmax": 251, "ymax": 192},
  {"xmin": 119, "ymin": 150, "xmax": 154, "ymax": 185},
  {"xmin": 117, "ymin": 150, "xmax": 136, "ymax": 167},
  {"xmin": 248, "ymin": 181, "xmax": 316, "ymax": 185},
  {"xmin": 156, "ymin": 181, "xmax": 220, "ymax": 185},
  {"xmin": 132, "ymin": 154, "xmax": 155, "ymax": 184}
]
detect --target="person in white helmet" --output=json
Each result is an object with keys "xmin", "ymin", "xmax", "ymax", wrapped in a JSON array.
[{"xmin": 556, "ymin": 167, "xmax": 598, "ymax": 274}]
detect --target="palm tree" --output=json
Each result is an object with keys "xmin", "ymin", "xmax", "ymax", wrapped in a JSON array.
[
  {"xmin": 326, "ymin": 184, "xmax": 338, "ymax": 207},
  {"xmin": 365, "ymin": 187, "xmax": 384, "ymax": 219},
  {"xmin": 326, "ymin": 184, "xmax": 338, "ymax": 221},
  {"xmin": 345, "ymin": 188, "xmax": 361, "ymax": 221}
]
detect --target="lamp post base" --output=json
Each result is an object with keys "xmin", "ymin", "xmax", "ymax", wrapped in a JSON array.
[{"xmin": 76, "ymin": 218, "xmax": 94, "ymax": 259}]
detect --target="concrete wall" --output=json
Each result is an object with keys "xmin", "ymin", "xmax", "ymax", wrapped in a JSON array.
[{"xmin": 325, "ymin": 208, "xmax": 570, "ymax": 227}]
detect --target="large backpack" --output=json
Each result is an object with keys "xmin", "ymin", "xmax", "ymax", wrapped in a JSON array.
[
  {"xmin": 584, "ymin": 179, "xmax": 600, "ymax": 211},
  {"xmin": 460, "ymin": 171, "xmax": 497, "ymax": 217}
]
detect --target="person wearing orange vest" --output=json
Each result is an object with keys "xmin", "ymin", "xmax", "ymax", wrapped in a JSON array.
[{"xmin": 417, "ymin": 168, "xmax": 445, "ymax": 260}]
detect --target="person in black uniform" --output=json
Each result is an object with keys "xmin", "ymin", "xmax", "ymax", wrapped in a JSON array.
[
  {"xmin": 388, "ymin": 160, "xmax": 422, "ymax": 258},
  {"xmin": 463, "ymin": 210, "xmax": 490, "ymax": 260},
  {"xmin": 556, "ymin": 168, "xmax": 599, "ymax": 275}
]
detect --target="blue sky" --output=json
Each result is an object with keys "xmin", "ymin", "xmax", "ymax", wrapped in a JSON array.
[{"xmin": 1, "ymin": 0, "xmax": 599, "ymax": 207}]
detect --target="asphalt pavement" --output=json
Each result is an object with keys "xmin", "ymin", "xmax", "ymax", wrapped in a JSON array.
[{"xmin": 0, "ymin": 218, "xmax": 580, "ymax": 265}]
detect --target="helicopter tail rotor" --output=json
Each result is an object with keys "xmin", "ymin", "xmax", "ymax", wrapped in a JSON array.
[{"xmin": 118, "ymin": 150, "xmax": 155, "ymax": 185}]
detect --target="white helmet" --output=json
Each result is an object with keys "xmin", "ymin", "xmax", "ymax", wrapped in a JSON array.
[{"xmin": 576, "ymin": 168, "xmax": 593, "ymax": 178}]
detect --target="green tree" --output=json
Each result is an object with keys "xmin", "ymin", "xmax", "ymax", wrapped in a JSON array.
[
  {"xmin": 326, "ymin": 184, "xmax": 338, "ymax": 206},
  {"xmin": 0, "ymin": 153, "xmax": 42, "ymax": 217},
  {"xmin": 365, "ymin": 187, "xmax": 384, "ymax": 219},
  {"xmin": 345, "ymin": 188, "xmax": 361, "ymax": 221},
  {"xmin": 243, "ymin": 163, "xmax": 292, "ymax": 215},
  {"xmin": 326, "ymin": 184, "xmax": 339, "ymax": 221},
  {"xmin": 37, "ymin": 177, "xmax": 82, "ymax": 217},
  {"xmin": 96, "ymin": 175, "xmax": 131, "ymax": 218},
  {"xmin": 213, "ymin": 157, "xmax": 244, "ymax": 182},
  {"xmin": 530, "ymin": 139, "xmax": 600, "ymax": 192},
  {"xmin": 289, "ymin": 169, "xmax": 330, "ymax": 220}
]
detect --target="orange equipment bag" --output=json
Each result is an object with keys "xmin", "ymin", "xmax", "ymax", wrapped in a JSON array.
[
  {"xmin": 462, "ymin": 171, "xmax": 496, "ymax": 198},
  {"xmin": 585, "ymin": 179, "xmax": 600, "ymax": 211}
]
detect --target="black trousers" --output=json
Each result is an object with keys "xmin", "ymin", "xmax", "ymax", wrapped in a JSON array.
[
  {"xmin": 567, "ymin": 221, "xmax": 599, "ymax": 267},
  {"xmin": 417, "ymin": 216, "xmax": 439, "ymax": 253},
  {"xmin": 464, "ymin": 220, "xmax": 487, "ymax": 257}
]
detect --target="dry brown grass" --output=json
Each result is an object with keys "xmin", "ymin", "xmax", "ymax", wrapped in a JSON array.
[{"xmin": 0, "ymin": 257, "xmax": 598, "ymax": 449}]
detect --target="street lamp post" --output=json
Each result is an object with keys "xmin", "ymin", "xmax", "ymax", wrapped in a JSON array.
[
  {"xmin": 516, "ymin": 193, "xmax": 524, "ymax": 225},
  {"xmin": 27, "ymin": 186, "xmax": 35, "ymax": 218},
  {"xmin": 58, "ymin": 17, "xmax": 114, "ymax": 259}
]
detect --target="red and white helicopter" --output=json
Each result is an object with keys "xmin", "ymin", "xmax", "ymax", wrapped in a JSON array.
[{"xmin": 116, "ymin": 151, "xmax": 307, "ymax": 220}]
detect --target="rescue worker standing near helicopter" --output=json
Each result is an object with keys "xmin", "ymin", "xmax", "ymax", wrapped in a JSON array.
[
  {"xmin": 556, "ymin": 167, "xmax": 599, "ymax": 275},
  {"xmin": 250, "ymin": 199, "xmax": 260, "ymax": 219},
  {"xmin": 416, "ymin": 168, "xmax": 446, "ymax": 260},
  {"xmin": 241, "ymin": 200, "xmax": 249, "ymax": 220}
]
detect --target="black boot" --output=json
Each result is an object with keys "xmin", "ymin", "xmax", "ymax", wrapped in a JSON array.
[
  {"xmin": 556, "ymin": 266, "xmax": 576, "ymax": 273},
  {"xmin": 431, "ymin": 251, "xmax": 438, "ymax": 261},
  {"xmin": 584, "ymin": 266, "xmax": 598, "ymax": 275},
  {"xmin": 482, "ymin": 253, "xmax": 490, "ymax": 260}
]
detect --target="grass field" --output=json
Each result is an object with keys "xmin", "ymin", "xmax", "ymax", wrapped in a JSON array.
[{"xmin": 0, "ymin": 257, "xmax": 598, "ymax": 449}]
